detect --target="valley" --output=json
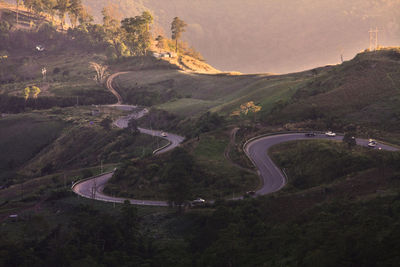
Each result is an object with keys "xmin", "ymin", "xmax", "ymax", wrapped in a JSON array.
[{"xmin": 1, "ymin": 2, "xmax": 400, "ymax": 266}]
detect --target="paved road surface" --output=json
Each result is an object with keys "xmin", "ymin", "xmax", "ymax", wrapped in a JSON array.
[
  {"xmin": 72, "ymin": 105, "xmax": 184, "ymax": 206},
  {"xmin": 72, "ymin": 172, "xmax": 169, "ymax": 206},
  {"xmin": 245, "ymin": 133, "xmax": 399, "ymax": 196}
]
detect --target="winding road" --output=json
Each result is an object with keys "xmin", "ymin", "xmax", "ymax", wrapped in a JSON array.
[
  {"xmin": 72, "ymin": 72, "xmax": 184, "ymax": 206},
  {"xmin": 245, "ymin": 133, "xmax": 399, "ymax": 196},
  {"xmin": 72, "ymin": 72, "xmax": 399, "ymax": 206}
]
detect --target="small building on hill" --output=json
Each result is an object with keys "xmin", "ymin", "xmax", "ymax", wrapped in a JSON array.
[{"xmin": 152, "ymin": 51, "xmax": 177, "ymax": 58}]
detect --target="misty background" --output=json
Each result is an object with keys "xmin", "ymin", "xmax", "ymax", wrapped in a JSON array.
[{"xmin": 7, "ymin": 0, "xmax": 400, "ymax": 73}]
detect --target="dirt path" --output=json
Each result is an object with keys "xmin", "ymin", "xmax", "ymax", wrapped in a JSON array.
[{"xmin": 106, "ymin": 72, "xmax": 130, "ymax": 104}]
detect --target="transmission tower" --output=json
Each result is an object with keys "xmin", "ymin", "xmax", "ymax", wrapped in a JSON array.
[{"xmin": 369, "ymin": 27, "xmax": 379, "ymax": 51}]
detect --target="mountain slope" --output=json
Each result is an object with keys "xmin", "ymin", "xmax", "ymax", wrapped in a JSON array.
[{"xmin": 274, "ymin": 49, "xmax": 400, "ymax": 130}]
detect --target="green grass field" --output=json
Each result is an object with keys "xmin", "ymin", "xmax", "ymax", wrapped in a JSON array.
[
  {"xmin": 114, "ymin": 68, "xmax": 310, "ymax": 117},
  {"xmin": 156, "ymin": 98, "xmax": 219, "ymax": 117}
]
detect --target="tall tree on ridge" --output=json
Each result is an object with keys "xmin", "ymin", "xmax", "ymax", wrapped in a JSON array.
[
  {"xmin": 171, "ymin": 17, "xmax": 187, "ymax": 53},
  {"xmin": 102, "ymin": 5, "xmax": 126, "ymax": 59},
  {"xmin": 55, "ymin": 0, "xmax": 69, "ymax": 29},
  {"xmin": 42, "ymin": 0, "xmax": 57, "ymax": 23},
  {"xmin": 68, "ymin": 0, "xmax": 82, "ymax": 28},
  {"xmin": 121, "ymin": 11, "xmax": 153, "ymax": 56}
]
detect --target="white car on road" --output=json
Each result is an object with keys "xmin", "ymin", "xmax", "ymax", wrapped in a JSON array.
[
  {"xmin": 368, "ymin": 140, "xmax": 377, "ymax": 148},
  {"xmin": 191, "ymin": 198, "xmax": 205, "ymax": 205},
  {"xmin": 161, "ymin": 132, "xmax": 168, "ymax": 137},
  {"xmin": 325, "ymin": 131, "xmax": 336, "ymax": 137}
]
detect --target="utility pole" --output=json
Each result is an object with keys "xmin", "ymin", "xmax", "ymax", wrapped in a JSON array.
[{"xmin": 369, "ymin": 27, "xmax": 379, "ymax": 51}]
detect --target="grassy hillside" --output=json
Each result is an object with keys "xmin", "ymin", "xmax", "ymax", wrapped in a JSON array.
[
  {"xmin": 113, "ymin": 67, "xmax": 306, "ymax": 117},
  {"xmin": 0, "ymin": 52, "xmax": 112, "ymax": 98},
  {"xmin": 276, "ymin": 49, "xmax": 400, "ymax": 123},
  {"xmin": 0, "ymin": 113, "xmax": 67, "ymax": 184}
]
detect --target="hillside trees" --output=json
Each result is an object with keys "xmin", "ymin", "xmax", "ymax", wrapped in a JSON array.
[
  {"xmin": 155, "ymin": 34, "xmax": 165, "ymax": 51},
  {"xmin": 163, "ymin": 148, "xmax": 194, "ymax": 209},
  {"xmin": 31, "ymin": 0, "xmax": 44, "ymax": 15},
  {"xmin": 171, "ymin": 17, "xmax": 187, "ymax": 53},
  {"xmin": 121, "ymin": 11, "xmax": 153, "ymax": 56},
  {"xmin": 42, "ymin": 0, "xmax": 57, "ymax": 23},
  {"xmin": 55, "ymin": 0, "xmax": 69, "ymax": 29},
  {"xmin": 67, "ymin": 0, "xmax": 83, "ymax": 28},
  {"xmin": 23, "ymin": 0, "xmax": 34, "ymax": 12},
  {"xmin": 102, "ymin": 6, "xmax": 127, "ymax": 59}
]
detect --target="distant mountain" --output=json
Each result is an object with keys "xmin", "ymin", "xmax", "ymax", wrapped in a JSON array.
[{"xmin": 5, "ymin": 0, "xmax": 400, "ymax": 73}]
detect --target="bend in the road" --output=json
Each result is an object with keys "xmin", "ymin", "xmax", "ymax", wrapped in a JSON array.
[
  {"xmin": 244, "ymin": 133, "xmax": 399, "ymax": 196},
  {"xmin": 72, "ymin": 101, "xmax": 184, "ymax": 206}
]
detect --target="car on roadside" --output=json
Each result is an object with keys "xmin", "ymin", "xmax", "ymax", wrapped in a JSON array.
[
  {"xmin": 368, "ymin": 139, "xmax": 377, "ymax": 148},
  {"xmin": 161, "ymin": 132, "xmax": 168, "ymax": 137},
  {"xmin": 325, "ymin": 131, "xmax": 336, "ymax": 137},
  {"xmin": 35, "ymin": 44, "xmax": 45, "ymax": 51},
  {"xmin": 191, "ymin": 198, "xmax": 206, "ymax": 205},
  {"xmin": 305, "ymin": 132, "xmax": 316, "ymax": 137}
]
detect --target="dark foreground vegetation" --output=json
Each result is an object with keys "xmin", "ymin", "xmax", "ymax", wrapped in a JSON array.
[
  {"xmin": 2, "ymin": 183, "xmax": 400, "ymax": 266},
  {"xmin": 2, "ymin": 139, "xmax": 400, "ymax": 267}
]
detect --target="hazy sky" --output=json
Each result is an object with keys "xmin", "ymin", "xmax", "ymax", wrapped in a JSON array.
[
  {"xmin": 138, "ymin": 0, "xmax": 400, "ymax": 73},
  {"xmin": 7, "ymin": 0, "xmax": 400, "ymax": 73}
]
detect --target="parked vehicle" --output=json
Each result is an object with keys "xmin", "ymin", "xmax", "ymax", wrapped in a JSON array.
[
  {"xmin": 325, "ymin": 131, "xmax": 336, "ymax": 137},
  {"xmin": 368, "ymin": 140, "xmax": 377, "ymax": 148},
  {"xmin": 305, "ymin": 132, "xmax": 316, "ymax": 137},
  {"xmin": 191, "ymin": 198, "xmax": 205, "ymax": 205}
]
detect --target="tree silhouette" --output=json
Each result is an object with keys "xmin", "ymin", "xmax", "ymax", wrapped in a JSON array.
[{"xmin": 171, "ymin": 17, "xmax": 187, "ymax": 53}]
